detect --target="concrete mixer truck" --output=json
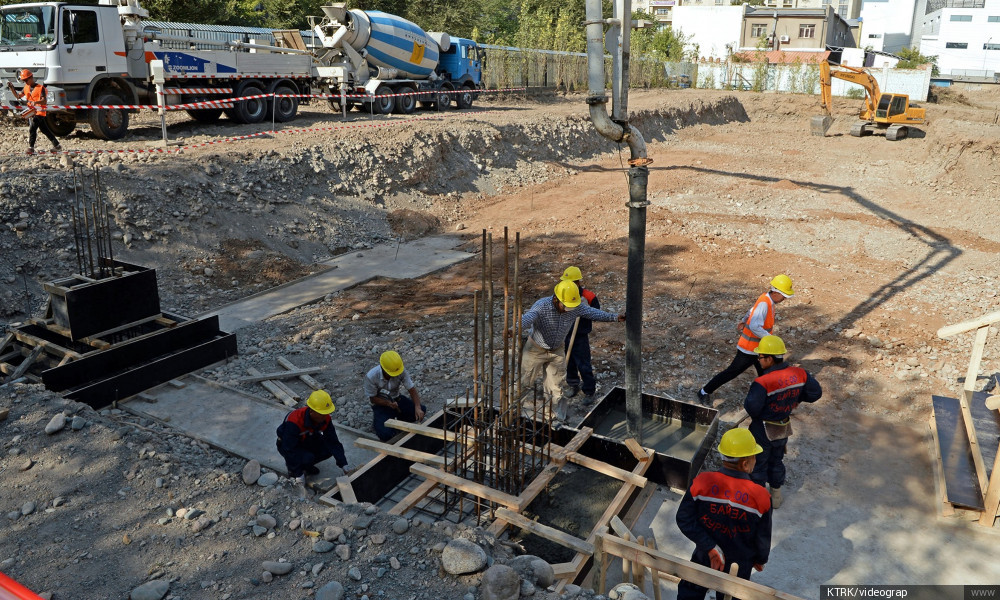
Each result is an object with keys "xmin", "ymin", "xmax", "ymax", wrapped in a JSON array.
[{"xmin": 0, "ymin": 0, "xmax": 483, "ymax": 140}]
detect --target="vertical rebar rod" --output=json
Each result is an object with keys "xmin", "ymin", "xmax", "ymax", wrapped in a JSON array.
[
  {"xmin": 70, "ymin": 206, "xmax": 82, "ymax": 275},
  {"xmin": 81, "ymin": 195, "xmax": 95, "ymax": 278}
]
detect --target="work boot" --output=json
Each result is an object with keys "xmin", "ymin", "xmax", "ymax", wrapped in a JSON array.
[
  {"xmin": 770, "ymin": 487, "xmax": 783, "ymax": 509},
  {"xmin": 26, "ymin": 147, "xmax": 34, "ymax": 155},
  {"xmin": 563, "ymin": 385, "xmax": 580, "ymax": 399},
  {"xmin": 696, "ymin": 389, "xmax": 710, "ymax": 405},
  {"xmin": 580, "ymin": 393, "xmax": 596, "ymax": 406}
]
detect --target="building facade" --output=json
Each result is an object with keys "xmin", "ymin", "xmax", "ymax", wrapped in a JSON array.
[
  {"xmin": 672, "ymin": 5, "xmax": 746, "ymax": 59},
  {"xmin": 859, "ymin": 0, "xmax": 919, "ymax": 53},
  {"xmin": 740, "ymin": 6, "xmax": 856, "ymax": 50},
  {"xmin": 759, "ymin": 0, "xmax": 863, "ymax": 20},
  {"xmin": 917, "ymin": 0, "xmax": 1000, "ymax": 76}
]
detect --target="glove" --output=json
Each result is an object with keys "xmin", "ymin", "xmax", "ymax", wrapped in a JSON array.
[
  {"xmin": 754, "ymin": 563, "xmax": 765, "ymax": 572},
  {"xmin": 708, "ymin": 547, "xmax": 725, "ymax": 571}
]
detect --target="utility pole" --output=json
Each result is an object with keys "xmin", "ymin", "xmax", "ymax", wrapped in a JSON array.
[{"xmin": 584, "ymin": 0, "xmax": 651, "ymax": 444}]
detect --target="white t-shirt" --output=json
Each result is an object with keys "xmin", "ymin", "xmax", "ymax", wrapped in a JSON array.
[{"xmin": 363, "ymin": 365, "xmax": 414, "ymax": 399}]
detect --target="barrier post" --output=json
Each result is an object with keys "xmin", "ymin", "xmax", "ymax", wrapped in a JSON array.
[
  {"xmin": 340, "ymin": 88, "xmax": 347, "ymax": 119},
  {"xmin": 150, "ymin": 60, "xmax": 168, "ymax": 148}
]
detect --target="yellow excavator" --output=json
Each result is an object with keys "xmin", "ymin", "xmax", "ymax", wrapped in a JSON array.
[{"xmin": 811, "ymin": 61, "xmax": 926, "ymax": 141}]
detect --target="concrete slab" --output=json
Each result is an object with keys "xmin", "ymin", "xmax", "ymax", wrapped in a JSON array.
[
  {"xmin": 605, "ymin": 407, "xmax": 1000, "ymax": 599},
  {"xmin": 203, "ymin": 235, "xmax": 474, "ymax": 331},
  {"xmin": 123, "ymin": 375, "xmax": 378, "ymax": 490}
]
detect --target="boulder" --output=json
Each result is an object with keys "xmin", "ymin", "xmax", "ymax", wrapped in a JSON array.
[
  {"xmin": 480, "ymin": 564, "xmax": 520, "ymax": 600},
  {"xmin": 441, "ymin": 538, "xmax": 488, "ymax": 575}
]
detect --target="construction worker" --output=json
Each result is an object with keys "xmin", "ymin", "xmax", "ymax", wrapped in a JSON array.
[
  {"xmin": 365, "ymin": 350, "xmax": 426, "ymax": 442},
  {"xmin": 519, "ymin": 279, "xmax": 624, "ymax": 421},
  {"xmin": 675, "ymin": 428, "xmax": 772, "ymax": 600},
  {"xmin": 6, "ymin": 69, "xmax": 61, "ymax": 155},
  {"xmin": 744, "ymin": 335, "xmax": 822, "ymax": 508},
  {"xmin": 560, "ymin": 266, "xmax": 601, "ymax": 405},
  {"xmin": 697, "ymin": 274, "xmax": 794, "ymax": 403},
  {"xmin": 275, "ymin": 390, "xmax": 350, "ymax": 483}
]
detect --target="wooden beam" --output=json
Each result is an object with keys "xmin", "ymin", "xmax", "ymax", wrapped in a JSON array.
[
  {"xmin": 552, "ymin": 427, "xmax": 593, "ymax": 464},
  {"xmin": 598, "ymin": 533, "xmax": 808, "ymax": 600},
  {"xmin": 355, "ymin": 438, "xmax": 446, "ymax": 467},
  {"xmin": 410, "ymin": 463, "xmax": 521, "ymax": 509},
  {"xmin": 514, "ymin": 462, "xmax": 563, "ymax": 513},
  {"xmin": 278, "ymin": 356, "xmax": 323, "ymax": 391},
  {"xmin": 568, "ymin": 452, "xmax": 647, "ymax": 487},
  {"xmin": 12, "ymin": 331, "xmax": 82, "ymax": 360},
  {"xmin": 336, "ymin": 476, "xmax": 358, "ymax": 504},
  {"xmin": 624, "ymin": 438, "xmax": 652, "ymax": 461},
  {"xmin": 239, "ymin": 367, "xmax": 323, "ymax": 383},
  {"xmin": 4, "ymin": 345, "xmax": 43, "ymax": 383},
  {"xmin": 388, "ymin": 479, "xmax": 439, "ymax": 516},
  {"xmin": 386, "ymin": 419, "xmax": 458, "ymax": 441},
  {"xmin": 495, "ymin": 508, "xmax": 594, "ymax": 555},
  {"xmin": 550, "ymin": 562, "xmax": 576, "ymax": 578},
  {"xmin": 961, "ymin": 327, "xmax": 989, "ymax": 497},
  {"xmin": 247, "ymin": 367, "xmax": 297, "ymax": 407},
  {"xmin": 271, "ymin": 378, "xmax": 301, "ymax": 402},
  {"xmin": 938, "ymin": 310, "xmax": 1000, "ymax": 338},
  {"xmin": 927, "ymin": 411, "xmax": 956, "ymax": 517}
]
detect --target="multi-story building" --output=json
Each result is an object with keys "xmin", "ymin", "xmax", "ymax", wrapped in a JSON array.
[
  {"xmin": 759, "ymin": 0, "xmax": 863, "ymax": 20},
  {"xmin": 916, "ymin": 0, "xmax": 1000, "ymax": 76},
  {"xmin": 859, "ymin": 0, "xmax": 919, "ymax": 53}
]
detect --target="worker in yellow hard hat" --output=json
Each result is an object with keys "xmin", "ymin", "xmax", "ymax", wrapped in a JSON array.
[
  {"xmin": 365, "ymin": 350, "xmax": 426, "ymax": 441},
  {"xmin": 518, "ymin": 278, "xmax": 625, "ymax": 421},
  {"xmin": 275, "ymin": 390, "xmax": 350, "ymax": 484},
  {"xmin": 560, "ymin": 266, "xmax": 603, "ymax": 405},
  {"xmin": 697, "ymin": 274, "xmax": 795, "ymax": 404},
  {"xmin": 6, "ymin": 69, "xmax": 62, "ymax": 155},
  {"xmin": 743, "ymin": 335, "xmax": 822, "ymax": 508},
  {"xmin": 675, "ymin": 427, "xmax": 772, "ymax": 600}
]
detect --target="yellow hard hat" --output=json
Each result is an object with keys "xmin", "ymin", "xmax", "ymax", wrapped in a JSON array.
[
  {"xmin": 770, "ymin": 274, "xmax": 794, "ymax": 297},
  {"xmin": 306, "ymin": 390, "xmax": 335, "ymax": 415},
  {"xmin": 560, "ymin": 266, "xmax": 583, "ymax": 282},
  {"xmin": 380, "ymin": 350, "xmax": 404, "ymax": 377},
  {"xmin": 754, "ymin": 335, "xmax": 787, "ymax": 356},
  {"xmin": 554, "ymin": 280, "xmax": 582, "ymax": 308},
  {"xmin": 718, "ymin": 428, "xmax": 763, "ymax": 458}
]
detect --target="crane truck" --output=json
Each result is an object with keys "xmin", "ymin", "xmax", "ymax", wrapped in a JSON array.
[
  {"xmin": 0, "ymin": 0, "xmax": 483, "ymax": 140},
  {"xmin": 811, "ymin": 60, "xmax": 925, "ymax": 141}
]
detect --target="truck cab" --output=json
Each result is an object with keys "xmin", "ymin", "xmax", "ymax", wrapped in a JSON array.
[{"xmin": 437, "ymin": 37, "xmax": 482, "ymax": 89}]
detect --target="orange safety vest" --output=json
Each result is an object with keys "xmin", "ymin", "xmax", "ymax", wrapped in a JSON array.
[
  {"xmin": 22, "ymin": 82, "xmax": 47, "ymax": 117},
  {"xmin": 736, "ymin": 292, "xmax": 774, "ymax": 353}
]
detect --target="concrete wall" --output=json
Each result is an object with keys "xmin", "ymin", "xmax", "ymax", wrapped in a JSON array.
[
  {"xmin": 696, "ymin": 61, "xmax": 932, "ymax": 100},
  {"xmin": 860, "ymin": 0, "xmax": 918, "ymax": 52},
  {"xmin": 673, "ymin": 5, "xmax": 746, "ymax": 60},
  {"xmin": 918, "ymin": 0, "xmax": 1000, "ymax": 76}
]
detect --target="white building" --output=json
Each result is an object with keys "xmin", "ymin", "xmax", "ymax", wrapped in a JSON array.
[
  {"xmin": 672, "ymin": 5, "xmax": 746, "ymax": 59},
  {"xmin": 859, "ymin": 0, "xmax": 918, "ymax": 52},
  {"xmin": 918, "ymin": 0, "xmax": 1000, "ymax": 77},
  {"xmin": 760, "ymin": 0, "xmax": 863, "ymax": 19}
]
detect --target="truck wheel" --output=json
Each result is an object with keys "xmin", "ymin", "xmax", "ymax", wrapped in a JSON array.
[
  {"xmin": 456, "ymin": 85, "xmax": 475, "ymax": 109},
  {"xmin": 186, "ymin": 108, "xmax": 224, "ymax": 123},
  {"xmin": 372, "ymin": 85, "xmax": 395, "ymax": 115},
  {"xmin": 230, "ymin": 83, "xmax": 267, "ymax": 124},
  {"xmin": 46, "ymin": 112, "xmax": 76, "ymax": 137},
  {"xmin": 271, "ymin": 85, "xmax": 298, "ymax": 122},
  {"xmin": 394, "ymin": 85, "xmax": 416, "ymax": 114},
  {"xmin": 435, "ymin": 82, "xmax": 454, "ymax": 111},
  {"xmin": 88, "ymin": 94, "xmax": 130, "ymax": 141}
]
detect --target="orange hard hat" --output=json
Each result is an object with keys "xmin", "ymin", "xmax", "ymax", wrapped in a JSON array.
[{"xmin": 18, "ymin": 69, "xmax": 34, "ymax": 81}]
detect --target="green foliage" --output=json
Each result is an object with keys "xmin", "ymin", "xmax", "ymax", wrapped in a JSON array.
[
  {"xmin": 846, "ymin": 87, "xmax": 865, "ymax": 99},
  {"xmin": 630, "ymin": 11, "xmax": 687, "ymax": 61},
  {"xmin": 896, "ymin": 46, "xmax": 939, "ymax": 76},
  {"xmin": 143, "ymin": 0, "xmax": 239, "ymax": 23},
  {"xmin": 749, "ymin": 34, "xmax": 770, "ymax": 92}
]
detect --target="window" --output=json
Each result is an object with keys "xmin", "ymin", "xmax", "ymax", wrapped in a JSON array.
[
  {"xmin": 716, "ymin": 0, "xmax": 725, "ymax": 5},
  {"xmin": 799, "ymin": 24, "xmax": 816, "ymax": 38},
  {"xmin": 656, "ymin": 8, "xmax": 670, "ymax": 14},
  {"xmin": 0, "ymin": 5, "xmax": 57, "ymax": 47},
  {"xmin": 950, "ymin": 14, "xmax": 972, "ymax": 21},
  {"xmin": 868, "ymin": 33, "xmax": 883, "ymax": 38},
  {"xmin": 783, "ymin": 0, "xmax": 793, "ymax": 6},
  {"xmin": 945, "ymin": 42, "xmax": 968, "ymax": 48},
  {"xmin": 985, "ymin": 42, "xmax": 1000, "ymax": 49},
  {"xmin": 62, "ymin": 9, "xmax": 98, "ymax": 44},
  {"xmin": 751, "ymin": 23, "xmax": 769, "ymax": 37},
  {"xmin": 888, "ymin": 95, "xmax": 907, "ymax": 117},
  {"xmin": 989, "ymin": 15, "xmax": 1000, "ymax": 21}
]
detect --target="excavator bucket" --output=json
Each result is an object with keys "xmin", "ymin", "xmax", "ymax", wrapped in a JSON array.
[{"xmin": 810, "ymin": 115, "xmax": 834, "ymax": 136}]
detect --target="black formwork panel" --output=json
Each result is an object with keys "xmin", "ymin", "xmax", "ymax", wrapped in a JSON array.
[
  {"xmin": 46, "ymin": 261, "xmax": 161, "ymax": 341},
  {"xmin": 578, "ymin": 386, "xmax": 719, "ymax": 490},
  {"xmin": 42, "ymin": 316, "xmax": 236, "ymax": 408},
  {"xmin": 932, "ymin": 392, "xmax": 1000, "ymax": 510}
]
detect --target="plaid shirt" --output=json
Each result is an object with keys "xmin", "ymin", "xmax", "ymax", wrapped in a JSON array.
[{"xmin": 520, "ymin": 295, "xmax": 618, "ymax": 350}]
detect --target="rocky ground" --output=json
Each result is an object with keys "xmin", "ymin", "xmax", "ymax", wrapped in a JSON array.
[{"xmin": 2, "ymin": 85, "xmax": 1000, "ymax": 599}]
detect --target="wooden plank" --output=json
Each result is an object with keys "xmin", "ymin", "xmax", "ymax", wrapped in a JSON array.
[
  {"xmin": 446, "ymin": 397, "xmax": 485, "ymax": 409},
  {"xmin": 278, "ymin": 356, "xmax": 323, "ymax": 391},
  {"xmin": 239, "ymin": 367, "xmax": 323, "ymax": 384},
  {"xmin": 336, "ymin": 476, "xmax": 358, "ymax": 504},
  {"xmin": 247, "ymin": 367, "xmax": 297, "ymax": 407},
  {"xmin": 550, "ymin": 562, "xmax": 576, "ymax": 578},
  {"xmin": 272, "ymin": 379, "xmax": 301, "ymax": 402},
  {"xmin": 931, "ymin": 395, "xmax": 983, "ymax": 509},
  {"xmin": 410, "ymin": 463, "xmax": 521, "ymax": 509},
  {"xmin": 388, "ymin": 479, "xmax": 439, "ymax": 516},
  {"xmin": 0, "ymin": 350, "xmax": 21, "ymax": 364},
  {"xmin": 12, "ymin": 331, "xmax": 82, "ymax": 360},
  {"xmin": 495, "ymin": 508, "xmax": 594, "ymax": 555},
  {"xmin": 927, "ymin": 412, "xmax": 956, "ymax": 517},
  {"xmin": 648, "ymin": 538, "xmax": 663, "ymax": 600},
  {"xmin": 168, "ymin": 379, "xmax": 187, "ymax": 388},
  {"xmin": 355, "ymin": 438, "xmax": 446, "ymax": 467},
  {"xmin": 609, "ymin": 515, "xmax": 633, "ymax": 539},
  {"xmin": 0, "ymin": 333, "xmax": 14, "ymax": 352},
  {"xmin": 938, "ymin": 310, "xmax": 1000, "ymax": 338},
  {"xmin": 552, "ymin": 427, "xmax": 593, "ymax": 464},
  {"xmin": 598, "ymin": 533, "xmax": 809, "ymax": 600},
  {"xmin": 624, "ymin": 438, "xmax": 652, "ymax": 461},
  {"xmin": 4, "ymin": 345, "xmax": 43, "ymax": 382},
  {"xmin": 568, "ymin": 452, "xmax": 647, "ymax": 487},
  {"xmin": 513, "ymin": 462, "xmax": 563, "ymax": 513},
  {"xmin": 960, "ymin": 327, "xmax": 990, "ymax": 497}
]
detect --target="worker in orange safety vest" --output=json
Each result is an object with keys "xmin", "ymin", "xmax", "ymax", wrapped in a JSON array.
[
  {"xmin": 6, "ymin": 69, "xmax": 61, "ymax": 155},
  {"xmin": 697, "ymin": 274, "xmax": 794, "ymax": 404}
]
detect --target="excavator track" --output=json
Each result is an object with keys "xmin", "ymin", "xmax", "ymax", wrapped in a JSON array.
[
  {"xmin": 885, "ymin": 124, "xmax": 909, "ymax": 141},
  {"xmin": 850, "ymin": 121, "xmax": 872, "ymax": 137}
]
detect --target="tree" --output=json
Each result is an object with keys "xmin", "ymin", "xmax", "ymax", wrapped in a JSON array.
[
  {"xmin": 896, "ymin": 46, "xmax": 939, "ymax": 75},
  {"xmin": 405, "ymin": 0, "xmax": 483, "ymax": 38},
  {"xmin": 143, "ymin": 0, "xmax": 238, "ymax": 23}
]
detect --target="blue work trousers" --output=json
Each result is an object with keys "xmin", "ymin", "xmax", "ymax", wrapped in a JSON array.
[
  {"xmin": 565, "ymin": 334, "xmax": 595, "ymax": 395},
  {"xmin": 372, "ymin": 394, "xmax": 427, "ymax": 442}
]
